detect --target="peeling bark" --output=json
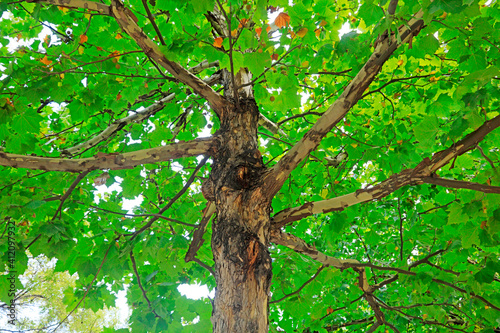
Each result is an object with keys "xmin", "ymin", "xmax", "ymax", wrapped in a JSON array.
[
  {"xmin": 28, "ymin": 0, "xmax": 111, "ymax": 14},
  {"xmin": 0, "ymin": 139, "xmax": 212, "ymax": 172},
  {"xmin": 264, "ymin": 11, "xmax": 425, "ymax": 198},
  {"xmin": 273, "ymin": 115, "xmax": 500, "ymax": 228}
]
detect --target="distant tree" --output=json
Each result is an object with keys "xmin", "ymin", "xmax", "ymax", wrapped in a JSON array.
[
  {"xmin": 0, "ymin": 0, "xmax": 499, "ymax": 332},
  {"xmin": 0, "ymin": 254, "xmax": 121, "ymax": 332}
]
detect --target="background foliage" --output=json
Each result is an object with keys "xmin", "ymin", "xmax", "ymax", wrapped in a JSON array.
[{"xmin": 0, "ymin": 0, "xmax": 499, "ymax": 332}]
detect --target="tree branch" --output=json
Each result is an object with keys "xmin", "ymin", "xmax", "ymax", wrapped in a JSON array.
[
  {"xmin": 185, "ymin": 202, "xmax": 216, "ymax": 262},
  {"xmin": 269, "ymin": 265, "xmax": 325, "ymax": 304},
  {"xmin": 128, "ymin": 155, "xmax": 209, "ymax": 240},
  {"xmin": 270, "ymin": 229, "xmax": 360, "ymax": 269},
  {"xmin": 422, "ymin": 176, "xmax": 500, "ymax": 193},
  {"xmin": 51, "ymin": 171, "xmax": 89, "ymax": 220},
  {"xmin": 272, "ymin": 115, "xmax": 500, "ymax": 228},
  {"xmin": 263, "ymin": 10, "xmax": 425, "ymax": 199},
  {"xmin": 63, "ymin": 72, "xmax": 220, "ymax": 156},
  {"xmin": 85, "ymin": 203, "xmax": 198, "ymax": 227},
  {"xmin": 50, "ymin": 238, "xmax": 117, "ymax": 332},
  {"xmin": 130, "ymin": 250, "xmax": 160, "ymax": 318},
  {"xmin": 109, "ymin": 0, "xmax": 229, "ymax": 111},
  {"xmin": 141, "ymin": 0, "xmax": 165, "ymax": 45},
  {"xmin": 0, "ymin": 138, "xmax": 212, "ymax": 172},
  {"xmin": 27, "ymin": 0, "xmax": 111, "ymax": 15}
]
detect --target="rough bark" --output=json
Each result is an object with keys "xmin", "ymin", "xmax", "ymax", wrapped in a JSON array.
[{"xmin": 203, "ymin": 99, "xmax": 272, "ymax": 333}]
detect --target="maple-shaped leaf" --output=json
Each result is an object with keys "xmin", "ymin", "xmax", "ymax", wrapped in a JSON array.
[
  {"xmin": 79, "ymin": 34, "xmax": 88, "ymax": 44},
  {"xmin": 213, "ymin": 37, "xmax": 223, "ymax": 48},
  {"xmin": 12, "ymin": 109, "xmax": 43, "ymax": 134},
  {"xmin": 256, "ymin": 27, "xmax": 262, "ymax": 37},
  {"xmin": 40, "ymin": 55, "xmax": 52, "ymax": 66},
  {"xmin": 274, "ymin": 12, "xmax": 290, "ymax": 28}
]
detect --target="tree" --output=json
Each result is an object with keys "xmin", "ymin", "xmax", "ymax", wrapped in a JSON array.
[
  {"xmin": 0, "ymin": 0, "xmax": 499, "ymax": 332},
  {"xmin": 0, "ymin": 254, "xmax": 122, "ymax": 332}
]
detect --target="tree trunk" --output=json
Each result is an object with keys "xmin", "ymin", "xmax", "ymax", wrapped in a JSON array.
[{"xmin": 202, "ymin": 98, "xmax": 272, "ymax": 332}]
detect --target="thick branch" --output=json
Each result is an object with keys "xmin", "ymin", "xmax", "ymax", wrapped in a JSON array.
[
  {"xmin": 27, "ymin": 0, "xmax": 111, "ymax": 14},
  {"xmin": 263, "ymin": 11, "xmax": 425, "ymax": 198},
  {"xmin": 422, "ymin": 176, "xmax": 500, "ymax": 193},
  {"xmin": 270, "ymin": 229, "xmax": 360, "ymax": 269},
  {"xmin": 63, "ymin": 72, "xmax": 220, "ymax": 156},
  {"xmin": 185, "ymin": 202, "xmax": 216, "ymax": 262},
  {"xmin": 0, "ymin": 138, "xmax": 212, "ymax": 172},
  {"xmin": 109, "ymin": 0, "xmax": 228, "ymax": 111},
  {"xmin": 258, "ymin": 114, "xmax": 287, "ymax": 137},
  {"xmin": 273, "ymin": 115, "xmax": 500, "ymax": 227}
]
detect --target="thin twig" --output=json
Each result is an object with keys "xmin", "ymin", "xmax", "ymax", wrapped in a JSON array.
[
  {"xmin": 141, "ymin": 0, "xmax": 166, "ymax": 45},
  {"xmin": 477, "ymin": 145, "xmax": 495, "ymax": 168},
  {"xmin": 51, "ymin": 171, "xmax": 89, "ymax": 221},
  {"xmin": 215, "ymin": 0, "xmax": 238, "ymax": 105},
  {"xmin": 397, "ymin": 197, "xmax": 404, "ymax": 261},
  {"xmin": 129, "ymin": 155, "xmax": 209, "ymax": 240},
  {"xmin": 85, "ymin": 204, "xmax": 197, "ymax": 227},
  {"xmin": 130, "ymin": 250, "xmax": 160, "ymax": 317},
  {"xmin": 192, "ymin": 257, "xmax": 215, "ymax": 276},
  {"xmin": 270, "ymin": 265, "xmax": 325, "ymax": 303},
  {"xmin": 50, "ymin": 238, "xmax": 117, "ymax": 332}
]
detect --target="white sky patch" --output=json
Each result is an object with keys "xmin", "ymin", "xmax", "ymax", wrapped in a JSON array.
[{"xmin": 178, "ymin": 283, "xmax": 214, "ymax": 300}]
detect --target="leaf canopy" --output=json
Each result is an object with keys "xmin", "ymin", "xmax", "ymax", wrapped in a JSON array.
[{"xmin": 0, "ymin": 0, "xmax": 499, "ymax": 332}]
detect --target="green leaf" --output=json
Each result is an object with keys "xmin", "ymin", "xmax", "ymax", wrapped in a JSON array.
[
  {"xmin": 12, "ymin": 109, "xmax": 43, "ymax": 134},
  {"xmin": 413, "ymin": 116, "xmax": 439, "ymax": 149},
  {"xmin": 429, "ymin": 0, "xmax": 466, "ymax": 14}
]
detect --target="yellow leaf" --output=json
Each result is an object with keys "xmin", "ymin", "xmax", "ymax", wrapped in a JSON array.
[
  {"xmin": 40, "ymin": 55, "xmax": 52, "ymax": 66},
  {"xmin": 301, "ymin": 60, "xmax": 309, "ymax": 67},
  {"xmin": 351, "ymin": 143, "xmax": 358, "ymax": 148},
  {"xmin": 79, "ymin": 187, "xmax": 84, "ymax": 195},
  {"xmin": 213, "ymin": 37, "xmax": 223, "ymax": 48},
  {"xmin": 397, "ymin": 59, "xmax": 404, "ymax": 66},
  {"xmin": 320, "ymin": 188, "xmax": 328, "ymax": 199},
  {"xmin": 296, "ymin": 28, "xmax": 308, "ymax": 37},
  {"xmin": 319, "ymin": 20, "xmax": 328, "ymax": 27},
  {"xmin": 84, "ymin": 13, "xmax": 91, "ymax": 20},
  {"xmin": 116, "ymin": 33, "xmax": 123, "ymax": 39},
  {"xmin": 78, "ymin": 45, "xmax": 84, "ymax": 54}
]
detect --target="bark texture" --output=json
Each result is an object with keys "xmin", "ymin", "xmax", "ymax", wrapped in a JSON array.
[{"xmin": 203, "ymin": 99, "xmax": 272, "ymax": 333}]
